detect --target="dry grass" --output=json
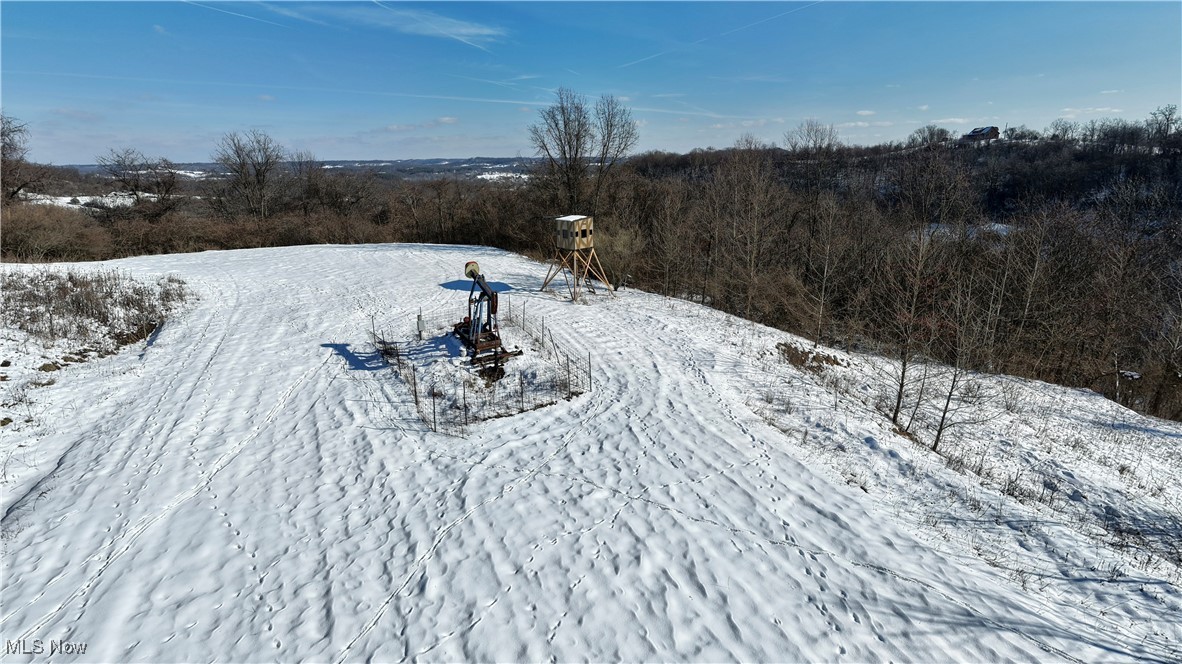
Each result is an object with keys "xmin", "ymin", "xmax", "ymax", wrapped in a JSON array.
[
  {"xmin": 2, "ymin": 268, "xmax": 189, "ymax": 349},
  {"xmin": 777, "ymin": 341, "xmax": 847, "ymax": 373}
]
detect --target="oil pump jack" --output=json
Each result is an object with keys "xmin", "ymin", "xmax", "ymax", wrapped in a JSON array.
[{"xmin": 453, "ymin": 261, "xmax": 522, "ymax": 366}]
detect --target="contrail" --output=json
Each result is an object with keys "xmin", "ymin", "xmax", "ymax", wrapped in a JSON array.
[
  {"xmin": 718, "ymin": 1, "xmax": 825, "ymax": 37},
  {"xmin": 17, "ymin": 69, "xmax": 759, "ymax": 119},
  {"xmin": 619, "ymin": 1, "xmax": 824, "ymax": 68},
  {"xmin": 372, "ymin": 0, "xmax": 493, "ymax": 53},
  {"xmin": 11, "ymin": 70, "xmax": 543, "ymax": 107},
  {"xmin": 183, "ymin": 1, "xmax": 290, "ymax": 28}
]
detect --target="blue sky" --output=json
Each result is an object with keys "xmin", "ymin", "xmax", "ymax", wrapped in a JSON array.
[{"xmin": 2, "ymin": 1, "xmax": 1179, "ymax": 164}]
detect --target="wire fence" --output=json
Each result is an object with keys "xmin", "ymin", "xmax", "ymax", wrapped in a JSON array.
[
  {"xmin": 500, "ymin": 293, "xmax": 593, "ymax": 394},
  {"xmin": 371, "ymin": 293, "xmax": 592, "ymax": 436}
]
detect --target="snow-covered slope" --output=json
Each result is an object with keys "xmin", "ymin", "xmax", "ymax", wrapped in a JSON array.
[{"xmin": 2, "ymin": 245, "xmax": 1179, "ymax": 662}]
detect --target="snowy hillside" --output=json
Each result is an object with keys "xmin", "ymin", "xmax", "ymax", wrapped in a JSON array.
[{"xmin": 1, "ymin": 244, "xmax": 1179, "ymax": 662}]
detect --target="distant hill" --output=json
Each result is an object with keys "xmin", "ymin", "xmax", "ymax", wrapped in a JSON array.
[{"xmin": 65, "ymin": 157, "xmax": 540, "ymax": 181}]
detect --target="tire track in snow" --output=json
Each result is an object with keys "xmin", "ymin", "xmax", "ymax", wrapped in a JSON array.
[
  {"xmin": 6, "ymin": 350, "xmax": 334, "ymax": 643},
  {"xmin": 0, "ymin": 270, "xmax": 242, "ymax": 633},
  {"xmin": 504, "ymin": 292, "xmax": 1083, "ymax": 662},
  {"xmin": 624, "ymin": 306, "xmax": 1083, "ymax": 662},
  {"xmin": 1, "ymin": 270, "xmax": 236, "ymax": 526}
]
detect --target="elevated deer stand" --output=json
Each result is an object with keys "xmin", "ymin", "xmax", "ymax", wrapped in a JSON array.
[{"xmin": 540, "ymin": 215, "xmax": 613, "ymax": 301}]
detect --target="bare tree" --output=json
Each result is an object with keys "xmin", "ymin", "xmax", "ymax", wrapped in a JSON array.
[
  {"xmin": 529, "ymin": 88, "xmax": 638, "ymax": 214},
  {"xmin": 289, "ymin": 149, "xmax": 323, "ymax": 217},
  {"xmin": 707, "ymin": 134, "xmax": 797, "ymax": 322},
  {"xmin": 803, "ymin": 192, "xmax": 852, "ymax": 343},
  {"xmin": 907, "ymin": 124, "xmax": 952, "ymax": 148},
  {"xmin": 529, "ymin": 88, "xmax": 592, "ymax": 212},
  {"xmin": 930, "ymin": 256, "xmax": 993, "ymax": 451},
  {"xmin": 783, "ymin": 118, "xmax": 840, "ymax": 155},
  {"xmin": 97, "ymin": 148, "xmax": 148, "ymax": 203},
  {"xmin": 647, "ymin": 179, "xmax": 695, "ymax": 296},
  {"xmin": 784, "ymin": 119, "xmax": 842, "ymax": 191},
  {"xmin": 1145, "ymin": 263, "xmax": 1182, "ymax": 418},
  {"xmin": 96, "ymin": 148, "xmax": 181, "ymax": 219},
  {"xmin": 891, "ymin": 147, "xmax": 973, "ymax": 227},
  {"xmin": 1, "ymin": 113, "xmax": 49, "ymax": 201},
  {"xmin": 590, "ymin": 94, "xmax": 639, "ymax": 214},
  {"xmin": 210, "ymin": 129, "xmax": 286, "ymax": 220},
  {"xmin": 1046, "ymin": 118, "xmax": 1079, "ymax": 142}
]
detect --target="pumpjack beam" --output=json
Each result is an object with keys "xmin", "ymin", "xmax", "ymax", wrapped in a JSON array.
[{"xmin": 453, "ymin": 260, "xmax": 519, "ymax": 365}]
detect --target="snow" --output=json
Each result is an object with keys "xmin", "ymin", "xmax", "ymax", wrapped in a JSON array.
[
  {"xmin": 22, "ymin": 192, "xmax": 145, "ymax": 209},
  {"xmin": 1, "ymin": 244, "xmax": 1179, "ymax": 662},
  {"xmin": 170, "ymin": 170, "xmax": 211, "ymax": 179},
  {"xmin": 476, "ymin": 171, "xmax": 528, "ymax": 181}
]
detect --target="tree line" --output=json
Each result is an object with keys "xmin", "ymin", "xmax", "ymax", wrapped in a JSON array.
[{"xmin": 1, "ymin": 96, "xmax": 1179, "ymax": 421}]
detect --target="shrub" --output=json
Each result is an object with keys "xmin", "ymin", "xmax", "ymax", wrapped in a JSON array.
[{"xmin": 0, "ymin": 202, "xmax": 113, "ymax": 262}]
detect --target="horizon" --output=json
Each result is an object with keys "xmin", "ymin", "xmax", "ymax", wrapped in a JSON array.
[{"xmin": 2, "ymin": 1, "xmax": 1179, "ymax": 164}]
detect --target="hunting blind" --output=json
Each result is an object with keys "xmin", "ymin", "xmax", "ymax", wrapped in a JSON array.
[{"xmin": 541, "ymin": 215, "xmax": 613, "ymax": 301}]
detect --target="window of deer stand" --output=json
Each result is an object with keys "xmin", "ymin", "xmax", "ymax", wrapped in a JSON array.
[{"xmin": 540, "ymin": 215, "xmax": 613, "ymax": 301}]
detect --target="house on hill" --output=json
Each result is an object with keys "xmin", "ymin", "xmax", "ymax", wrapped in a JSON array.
[{"xmin": 960, "ymin": 126, "xmax": 1000, "ymax": 143}]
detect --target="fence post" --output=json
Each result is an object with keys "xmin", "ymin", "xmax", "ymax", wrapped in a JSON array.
[
  {"xmin": 520, "ymin": 372, "xmax": 525, "ymax": 412},
  {"xmin": 588, "ymin": 351, "xmax": 592, "ymax": 392},
  {"xmin": 567, "ymin": 356, "xmax": 572, "ymax": 400},
  {"xmin": 431, "ymin": 384, "xmax": 437, "ymax": 432},
  {"xmin": 463, "ymin": 379, "xmax": 468, "ymax": 428},
  {"xmin": 411, "ymin": 365, "xmax": 419, "ymax": 409}
]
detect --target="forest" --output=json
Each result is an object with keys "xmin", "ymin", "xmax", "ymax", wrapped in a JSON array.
[{"xmin": 2, "ymin": 97, "xmax": 1180, "ymax": 422}]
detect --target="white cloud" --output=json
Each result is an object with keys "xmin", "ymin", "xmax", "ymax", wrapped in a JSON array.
[
  {"xmin": 844, "ymin": 120, "xmax": 894, "ymax": 128},
  {"xmin": 50, "ymin": 108, "xmax": 104, "ymax": 122},
  {"xmin": 1060, "ymin": 107, "xmax": 1124, "ymax": 119},
  {"xmin": 385, "ymin": 116, "xmax": 461, "ymax": 132},
  {"xmin": 1101, "ymin": 89, "xmax": 1122, "ymax": 94},
  {"xmin": 935, "ymin": 117, "xmax": 971, "ymax": 124},
  {"xmin": 258, "ymin": 94, "xmax": 275, "ymax": 102},
  {"xmin": 856, "ymin": 110, "xmax": 875, "ymax": 116},
  {"xmin": 712, "ymin": 117, "xmax": 788, "ymax": 129},
  {"xmin": 153, "ymin": 24, "xmax": 170, "ymax": 36},
  {"xmin": 917, "ymin": 104, "xmax": 929, "ymax": 111}
]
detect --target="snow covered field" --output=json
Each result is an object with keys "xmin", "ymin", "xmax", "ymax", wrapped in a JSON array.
[{"xmin": 1, "ymin": 244, "xmax": 1179, "ymax": 662}]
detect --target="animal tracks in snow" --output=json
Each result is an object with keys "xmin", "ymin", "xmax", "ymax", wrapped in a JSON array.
[{"xmin": 3, "ymin": 246, "xmax": 1172, "ymax": 663}]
